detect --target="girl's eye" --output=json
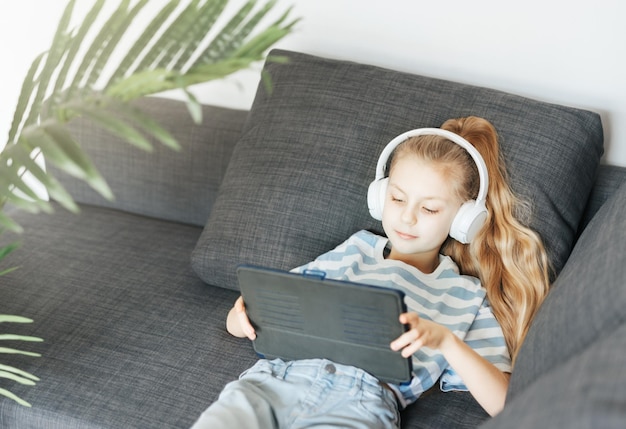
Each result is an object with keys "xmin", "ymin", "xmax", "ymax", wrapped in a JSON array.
[
  {"xmin": 391, "ymin": 195, "xmax": 404, "ymax": 203},
  {"xmin": 423, "ymin": 207, "xmax": 438, "ymax": 214}
]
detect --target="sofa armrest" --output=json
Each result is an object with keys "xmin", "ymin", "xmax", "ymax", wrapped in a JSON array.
[
  {"xmin": 579, "ymin": 164, "xmax": 626, "ymax": 234},
  {"xmin": 53, "ymin": 96, "xmax": 248, "ymax": 226}
]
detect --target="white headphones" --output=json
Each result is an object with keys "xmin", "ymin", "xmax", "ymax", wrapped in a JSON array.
[{"xmin": 367, "ymin": 128, "xmax": 489, "ymax": 244}]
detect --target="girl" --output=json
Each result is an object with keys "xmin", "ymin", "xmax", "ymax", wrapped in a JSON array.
[{"xmin": 191, "ymin": 116, "xmax": 550, "ymax": 428}]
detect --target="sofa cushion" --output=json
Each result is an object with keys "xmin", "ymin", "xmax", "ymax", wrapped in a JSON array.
[
  {"xmin": 505, "ymin": 179, "xmax": 626, "ymax": 402},
  {"xmin": 480, "ymin": 316, "xmax": 626, "ymax": 428},
  {"xmin": 579, "ymin": 164, "xmax": 626, "ymax": 233},
  {"xmin": 403, "ymin": 390, "xmax": 488, "ymax": 428},
  {"xmin": 56, "ymin": 97, "xmax": 248, "ymax": 227},
  {"xmin": 191, "ymin": 49, "xmax": 603, "ymax": 291},
  {"xmin": 0, "ymin": 204, "xmax": 259, "ymax": 428}
]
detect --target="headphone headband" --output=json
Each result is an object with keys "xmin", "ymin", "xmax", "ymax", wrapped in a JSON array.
[
  {"xmin": 367, "ymin": 127, "xmax": 490, "ymax": 243},
  {"xmin": 373, "ymin": 128, "xmax": 489, "ymax": 203}
]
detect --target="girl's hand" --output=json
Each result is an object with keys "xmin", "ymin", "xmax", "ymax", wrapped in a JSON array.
[
  {"xmin": 390, "ymin": 312, "xmax": 452, "ymax": 358},
  {"xmin": 390, "ymin": 311, "xmax": 510, "ymax": 416},
  {"xmin": 226, "ymin": 296, "xmax": 256, "ymax": 340}
]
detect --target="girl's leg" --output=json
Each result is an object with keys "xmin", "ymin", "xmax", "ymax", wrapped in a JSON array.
[
  {"xmin": 190, "ymin": 377, "xmax": 279, "ymax": 429},
  {"xmin": 191, "ymin": 359, "xmax": 401, "ymax": 429},
  {"xmin": 191, "ymin": 359, "xmax": 305, "ymax": 429}
]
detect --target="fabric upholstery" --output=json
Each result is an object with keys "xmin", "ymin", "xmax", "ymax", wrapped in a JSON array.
[
  {"xmin": 504, "ymin": 180, "xmax": 626, "ymax": 401},
  {"xmin": 191, "ymin": 49, "xmax": 604, "ymax": 291},
  {"xmin": 55, "ymin": 97, "xmax": 248, "ymax": 226},
  {"xmin": 0, "ymin": 205, "xmax": 258, "ymax": 429},
  {"xmin": 579, "ymin": 164, "xmax": 626, "ymax": 232},
  {"xmin": 481, "ymin": 320, "xmax": 626, "ymax": 428},
  {"xmin": 402, "ymin": 389, "xmax": 489, "ymax": 428}
]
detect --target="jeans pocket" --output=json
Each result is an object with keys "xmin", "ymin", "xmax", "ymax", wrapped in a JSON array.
[
  {"xmin": 358, "ymin": 386, "xmax": 401, "ymax": 428},
  {"xmin": 239, "ymin": 359, "xmax": 276, "ymax": 380}
]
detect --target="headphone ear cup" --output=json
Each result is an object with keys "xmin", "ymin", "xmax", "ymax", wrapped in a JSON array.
[
  {"xmin": 450, "ymin": 200, "xmax": 488, "ymax": 244},
  {"xmin": 367, "ymin": 178, "xmax": 388, "ymax": 221}
]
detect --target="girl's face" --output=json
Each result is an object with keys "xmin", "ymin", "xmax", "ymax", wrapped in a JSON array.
[{"xmin": 382, "ymin": 155, "xmax": 463, "ymax": 272}]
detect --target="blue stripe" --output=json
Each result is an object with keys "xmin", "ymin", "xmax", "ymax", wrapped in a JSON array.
[{"xmin": 317, "ymin": 257, "xmax": 484, "ymax": 303}]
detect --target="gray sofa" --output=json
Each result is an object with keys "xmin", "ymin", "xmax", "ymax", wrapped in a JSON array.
[{"xmin": 1, "ymin": 49, "xmax": 625, "ymax": 428}]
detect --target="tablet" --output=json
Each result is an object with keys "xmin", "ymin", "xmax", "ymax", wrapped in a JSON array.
[{"xmin": 236, "ymin": 265, "xmax": 412, "ymax": 384}]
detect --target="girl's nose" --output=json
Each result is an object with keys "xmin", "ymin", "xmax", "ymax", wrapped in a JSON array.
[{"xmin": 401, "ymin": 208, "xmax": 416, "ymax": 225}]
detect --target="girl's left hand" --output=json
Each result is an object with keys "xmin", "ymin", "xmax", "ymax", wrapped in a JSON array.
[
  {"xmin": 391, "ymin": 312, "xmax": 510, "ymax": 416},
  {"xmin": 390, "ymin": 312, "xmax": 452, "ymax": 358}
]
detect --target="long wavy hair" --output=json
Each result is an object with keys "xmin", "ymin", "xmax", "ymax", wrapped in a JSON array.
[{"xmin": 389, "ymin": 117, "xmax": 551, "ymax": 362}]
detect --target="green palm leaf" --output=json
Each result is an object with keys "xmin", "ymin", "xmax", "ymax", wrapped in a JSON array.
[
  {"xmin": 68, "ymin": 0, "xmax": 130, "ymax": 92},
  {"xmin": 102, "ymin": 99, "xmax": 180, "ymax": 150},
  {"xmin": 0, "ymin": 212, "xmax": 23, "ymax": 234},
  {"xmin": 0, "ymin": 370, "xmax": 37, "ymax": 387},
  {"xmin": 87, "ymin": 0, "xmax": 147, "ymax": 83},
  {"xmin": 172, "ymin": 0, "xmax": 229, "ymax": 71},
  {"xmin": 1, "ymin": 0, "xmax": 297, "ymax": 407},
  {"xmin": 191, "ymin": 0, "xmax": 254, "ymax": 66},
  {"xmin": 0, "ymin": 316, "xmax": 42, "ymax": 406},
  {"xmin": 51, "ymin": 0, "xmax": 106, "ymax": 107},
  {"xmin": 105, "ymin": 1, "xmax": 181, "ymax": 87},
  {"xmin": 21, "ymin": 1, "xmax": 74, "ymax": 132},
  {"xmin": 6, "ymin": 53, "xmax": 45, "ymax": 145},
  {"xmin": 132, "ymin": 0, "xmax": 202, "ymax": 72},
  {"xmin": 0, "ymin": 242, "xmax": 19, "ymax": 263},
  {"xmin": 1, "ymin": 145, "xmax": 76, "ymax": 213},
  {"xmin": 3, "ymin": 0, "xmax": 296, "ymax": 218},
  {"xmin": 0, "ymin": 387, "xmax": 32, "ymax": 408},
  {"xmin": 0, "ymin": 364, "xmax": 40, "ymax": 383}
]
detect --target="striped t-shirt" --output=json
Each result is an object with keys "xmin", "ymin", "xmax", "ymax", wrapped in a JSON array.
[{"xmin": 292, "ymin": 230, "xmax": 511, "ymax": 407}]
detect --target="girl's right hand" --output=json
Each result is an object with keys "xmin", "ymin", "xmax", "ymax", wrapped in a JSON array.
[{"xmin": 226, "ymin": 296, "xmax": 256, "ymax": 340}]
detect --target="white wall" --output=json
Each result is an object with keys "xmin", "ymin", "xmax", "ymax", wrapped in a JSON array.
[{"xmin": 2, "ymin": 0, "xmax": 625, "ymax": 166}]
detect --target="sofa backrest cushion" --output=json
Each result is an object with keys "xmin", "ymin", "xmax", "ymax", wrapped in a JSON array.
[
  {"xmin": 505, "ymin": 179, "xmax": 626, "ymax": 401},
  {"xmin": 191, "ymin": 49, "xmax": 604, "ymax": 290},
  {"xmin": 57, "ymin": 97, "xmax": 248, "ymax": 227}
]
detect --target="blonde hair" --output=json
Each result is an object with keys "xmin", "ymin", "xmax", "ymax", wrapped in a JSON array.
[{"xmin": 389, "ymin": 117, "xmax": 550, "ymax": 362}]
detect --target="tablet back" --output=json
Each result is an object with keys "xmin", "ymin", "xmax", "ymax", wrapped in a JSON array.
[{"xmin": 237, "ymin": 265, "xmax": 412, "ymax": 384}]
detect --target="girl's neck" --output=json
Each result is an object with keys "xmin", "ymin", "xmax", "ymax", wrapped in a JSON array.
[{"xmin": 386, "ymin": 246, "xmax": 440, "ymax": 274}]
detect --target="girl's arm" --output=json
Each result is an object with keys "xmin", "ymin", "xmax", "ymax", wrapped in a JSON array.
[
  {"xmin": 226, "ymin": 296, "xmax": 257, "ymax": 340},
  {"xmin": 390, "ymin": 312, "xmax": 509, "ymax": 416}
]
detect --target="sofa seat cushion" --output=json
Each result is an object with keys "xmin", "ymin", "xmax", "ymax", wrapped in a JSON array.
[
  {"xmin": 192, "ymin": 49, "xmax": 604, "ymax": 291},
  {"xmin": 402, "ymin": 389, "xmax": 488, "ymax": 428},
  {"xmin": 0, "ymin": 205, "xmax": 258, "ymax": 429}
]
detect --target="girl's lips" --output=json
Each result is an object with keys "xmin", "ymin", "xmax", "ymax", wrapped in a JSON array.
[{"xmin": 396, "ymin": 230, "xmax": 417, "ymax": 240}]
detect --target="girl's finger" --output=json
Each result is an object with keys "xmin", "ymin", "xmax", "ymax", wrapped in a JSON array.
[
  {"xmin": 235, "ymin": 297, "xmax": 256, "ymax": 340},
  {"xmin": 390, "ymin": 329, "xmax": 418, "ymax": 351}
]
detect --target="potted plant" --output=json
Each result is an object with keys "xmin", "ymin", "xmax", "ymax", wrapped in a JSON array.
[{"xmin": 0, "ymin": 0, "xmax": 297, "ymax": 407}]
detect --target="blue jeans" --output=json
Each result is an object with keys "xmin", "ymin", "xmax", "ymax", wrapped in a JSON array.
[{"xmin": 191, "ymin": 358, "xmax": 401, "ymax": 429}]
